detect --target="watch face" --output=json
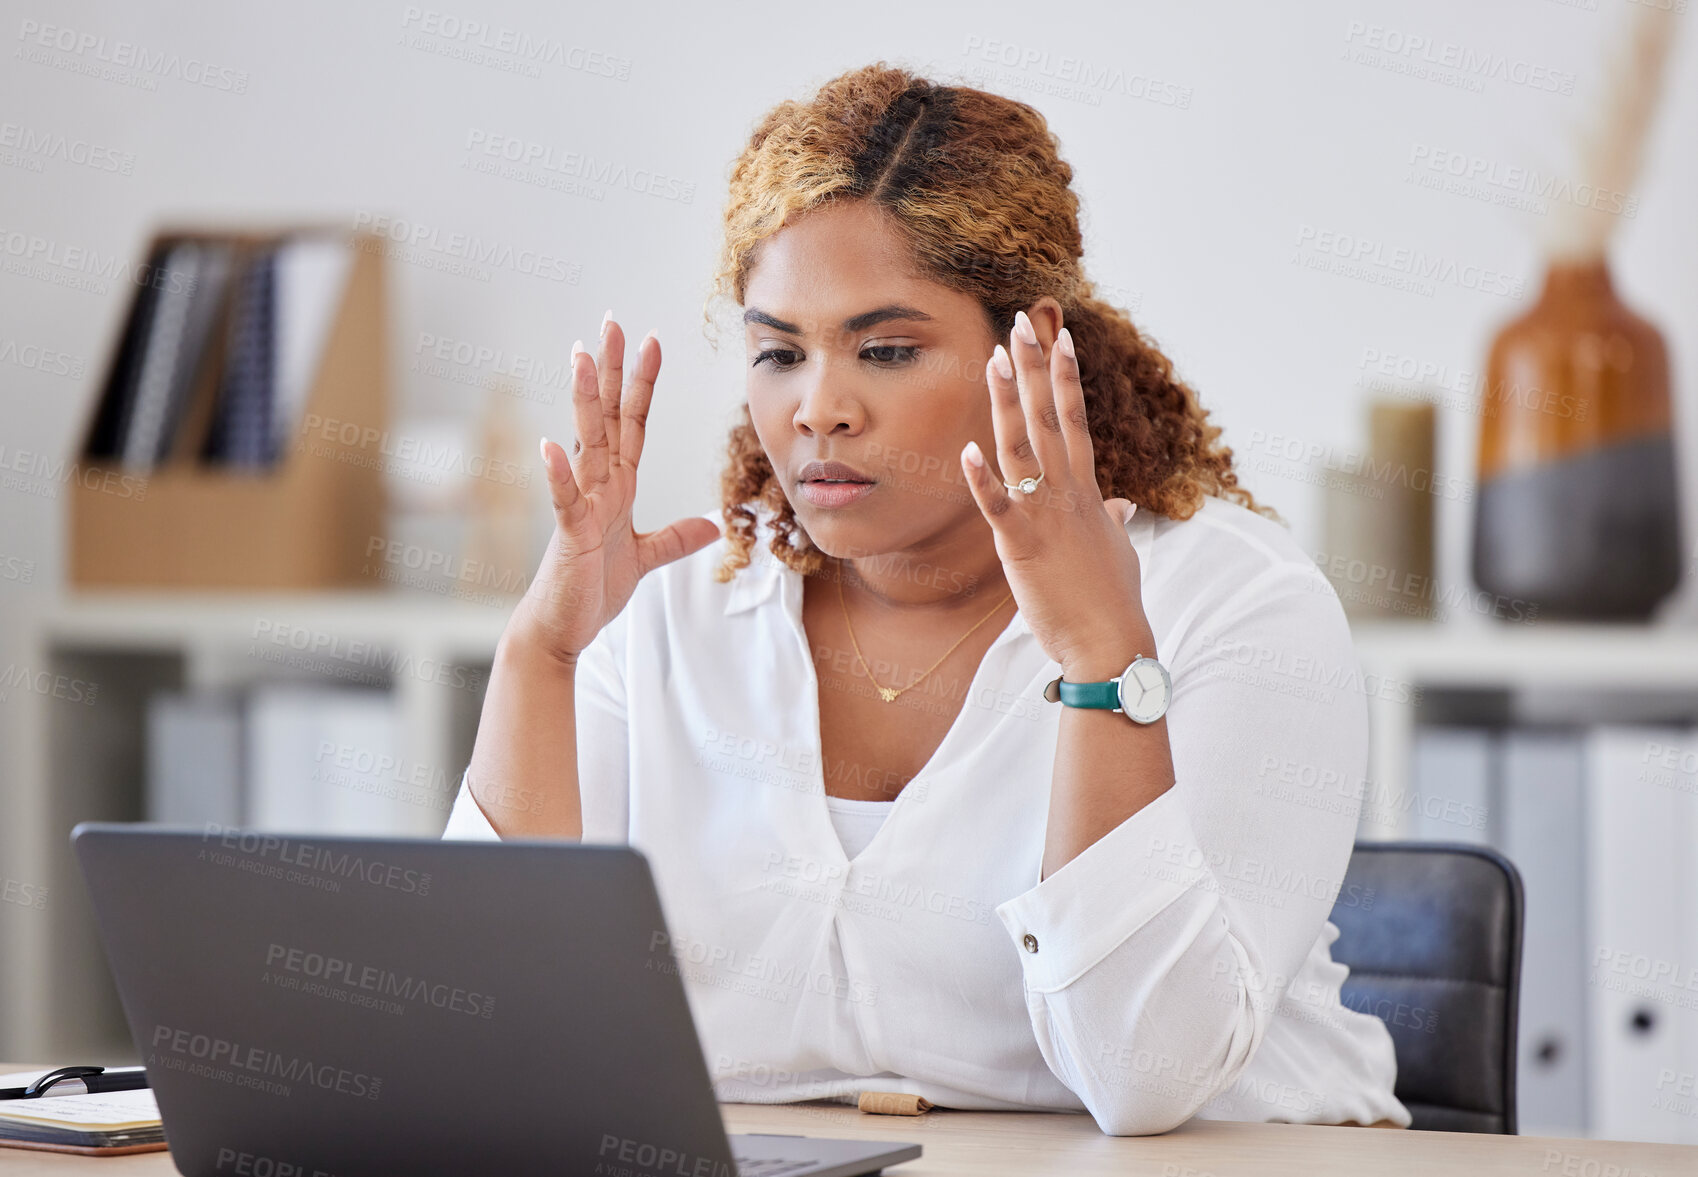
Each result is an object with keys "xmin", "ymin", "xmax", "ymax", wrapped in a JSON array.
[{"xmin": 1118, "ymin": 657, "xmax": 1171, "ymax": 723}]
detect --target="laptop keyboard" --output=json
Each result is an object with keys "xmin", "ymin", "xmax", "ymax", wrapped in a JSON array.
[{"xmin": 733, "ymin": 1156, "xmax": 817, "ymax": 1177}]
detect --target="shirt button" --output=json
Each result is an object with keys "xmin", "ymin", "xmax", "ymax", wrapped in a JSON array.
[{"xmin": 1022, "ymin": 933, "xmax": 1039, "ymax": 953}]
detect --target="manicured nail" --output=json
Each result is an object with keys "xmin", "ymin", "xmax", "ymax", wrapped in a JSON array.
[
  {"xmin": 601, "ymin": 309, "xmax": 613, "ymax": 339},
  {"xmin": 963, "ymin": 440, "xmax": 985, "ymax": 468},
  {"xmin": 1014, "ymin": 310, "xmax": 1037, "ymax": 346},
  {"xmin": 991, "ymin": 344, "xmax": 1013, "ymax": 379},
  {"xmin": 1058, "ymin": 326, "xmax": 1075, "ymax": 358},
  {"xmin": 539, "ymin": 437, "xmax": 552, "ymax": 469},
  {"xmin": 571, "ymin": 338, "xmax": 585, "ymax": 357}
]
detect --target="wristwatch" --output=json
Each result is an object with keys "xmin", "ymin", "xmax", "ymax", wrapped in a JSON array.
[{"xmin": 1043, "ymin": 655, "xmax": 1172, "ymax": 724}]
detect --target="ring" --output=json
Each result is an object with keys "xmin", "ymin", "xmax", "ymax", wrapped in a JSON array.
[{"xmin": 1003, "ymin": 470, "xmax": 1044, "ymax": 495}]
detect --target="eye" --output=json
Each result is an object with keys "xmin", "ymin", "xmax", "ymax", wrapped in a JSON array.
[
  {"xmin": 862, "ymin": 345, "xmax": 919, "ymax": 365},
  {"xmin": 751, "ymin": 348, "xmax": 802, "ymax": 371}
]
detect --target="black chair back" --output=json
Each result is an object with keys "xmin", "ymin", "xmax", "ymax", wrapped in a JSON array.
[{"xmin": 1327, "ymin": 842, "xmax": 1524, "ymax": 1133}]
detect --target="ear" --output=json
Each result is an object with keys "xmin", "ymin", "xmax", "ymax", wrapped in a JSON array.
[{"xmin": 1023, "ymin": 296, "xmax": 1065, "ymax": 352}]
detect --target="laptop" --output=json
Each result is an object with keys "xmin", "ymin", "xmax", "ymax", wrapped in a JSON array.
[{"xmin": 72, "ymin": 823, "xmax": 922, "ymax": 1177}]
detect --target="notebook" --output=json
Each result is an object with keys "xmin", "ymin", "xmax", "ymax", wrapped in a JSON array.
[{"xmin": 0, "ymin": 1070, "xmax": 164, "ymax": 1156}]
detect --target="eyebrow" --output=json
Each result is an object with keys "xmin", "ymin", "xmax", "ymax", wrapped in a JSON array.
[{"xmin": 743, "ymin": 304, "xmax": 936, "ymax": 335}]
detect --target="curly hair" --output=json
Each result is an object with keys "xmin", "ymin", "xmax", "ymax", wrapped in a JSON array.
[{"xmin": 705, "ymin": 62, "xmax": 1276, "ymax": 584}]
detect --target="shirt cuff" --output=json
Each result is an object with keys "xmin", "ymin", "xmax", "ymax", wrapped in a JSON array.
[
  {"xmin": 441, "ymin": 770, "xmax": 501, "ymax": 841},
  {"xmin": 995, "ymin": 784, "xmax": 1212, "ymax": 993}
]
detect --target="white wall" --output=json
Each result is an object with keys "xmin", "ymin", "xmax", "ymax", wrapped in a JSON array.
[{"xmin": 2, "ymin": 0, "xmax": 1694, "ymax": 612}]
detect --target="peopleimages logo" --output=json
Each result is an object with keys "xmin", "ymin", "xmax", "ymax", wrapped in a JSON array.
[
  {"xmin": 0, "ymin": 229, "xmax": 197, "ymax": 295},
  {"xmin": 1341, "ymin": 21, "xmax": 1576, "ymax": 96},
  {"xmin": 1294, "ymin": 224, "xmax": 1525, "ymax": 300},
  {"xmin": 150, "ymin": 1025, "xmax": 381, "ymax": 1100},
  {"xmin": 463, "ymin": 129, "xmax": 696, "ymax": 203},
  {"xmin": 199, "ymin": 824, "xmax": 432, "ymax": 896},
  {"xmin": 399, "ymin": 7, "xmax": 632, "ymax": 79},
  {"xmin": 0, "ymin": 121, "xmax": 136, "ymax": 174},
  {"xmin": 215, "ymin": 1147, "xmax": 340, "ymax": 1176},
  {"xmin": 264, "ymin": 943, "xmax": 495, "ymax": 1018},
  {"xmin": 351, "ymin": 211, "xmax": 578, "ymax": 283},
  {"xmin": 15, "ymin": 19, "xmax": 251, "ymax": 93},
  {"xmin": 960, "ymin": 34, "xmax": 1194, "ymax": 108},
  {"xmin": 295, "ymin": 413, "xmax": 530, "ymax": 487},
  {"xmin": 597, "ymin": 1134, "xmax": 733, "ymax": 1177},
  {"xmin": 1407, "ymin": 144, "xmax": 1637, "ymax": 218}
]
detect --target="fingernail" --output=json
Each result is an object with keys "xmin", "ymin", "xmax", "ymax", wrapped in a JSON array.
[
  {"xmin": 571, "ymin": 339, "xmax": 585, "ymax": 357},
  {"xmin": 964, "ymin": 440, "xmax": 985, "ymax": 468},
  {"xmin": 539, "ymin": 436, "xmax": 552, "ymax": 469},
  {"xmin": 991, "ymin": 344, "xmax": 1013, "ymax": 379},
  {"xmin": 1058, "ymin": 327, "xmax": 1075, "ymax": 359},
  {"xmin": 1014, "ymin": 310, "xmax": 1037, "ymax": 346},
  {"xmin": 601, "ymin": 309, "xmax": 613, "ymax": 339}
]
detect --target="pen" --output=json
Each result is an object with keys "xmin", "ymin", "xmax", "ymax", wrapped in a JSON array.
[{"xmin": 0, "ymin": 1066, "xmax": 151, "ymax": 1100}]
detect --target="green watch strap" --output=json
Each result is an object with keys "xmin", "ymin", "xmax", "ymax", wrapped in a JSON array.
[{"xmin": 1056, "ymin": 677, "xmax": 1121, "ymax": 709}]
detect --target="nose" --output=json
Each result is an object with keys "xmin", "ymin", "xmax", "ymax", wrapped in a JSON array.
[{"xmin": 792, "ymin": 365, "xmax": 865, "ymax": 437}]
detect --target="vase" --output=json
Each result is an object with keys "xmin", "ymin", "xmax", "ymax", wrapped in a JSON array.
[{"xmin": 1472, "ymin": 261, "xmax": 1680, "ymax": 620}]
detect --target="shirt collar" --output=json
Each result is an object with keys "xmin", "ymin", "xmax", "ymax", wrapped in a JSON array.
[
  {"xmin": 722, "ymin": 544, "xmax": 785, "ymax": 616},
  {"xmin": 719, "ymin": 504, "xmax": 1155, "ymax": 632}
]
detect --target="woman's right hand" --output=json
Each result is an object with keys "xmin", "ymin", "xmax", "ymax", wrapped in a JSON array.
[{"xmin": 508, "ymin": 314, "xmax": 723, "ymax": 666}]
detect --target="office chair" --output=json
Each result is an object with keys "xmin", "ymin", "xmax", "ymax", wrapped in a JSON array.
[{"xmin": 1327, "ymin": 842, "xmax": 1524, "ymax": 1133}]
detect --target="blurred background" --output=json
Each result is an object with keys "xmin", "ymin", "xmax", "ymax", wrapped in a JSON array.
[{"xmin": 1, "ymin": 0, "xmax": 1694, "ymax": 1146}]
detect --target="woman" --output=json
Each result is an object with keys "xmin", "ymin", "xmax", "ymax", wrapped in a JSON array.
[{"xmin": 444, "ymin": 62, "xmax": 1410, "ymax": 1135}]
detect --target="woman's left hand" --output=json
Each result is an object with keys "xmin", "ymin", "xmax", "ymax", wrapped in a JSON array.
[{"xmin": 959, "ymin": 311, "xmax": 1151, "ymax": 676}]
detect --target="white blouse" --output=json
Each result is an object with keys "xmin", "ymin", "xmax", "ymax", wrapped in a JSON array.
[{"xmin": 442, "ymin": 497, "xmax": 1412, "ymax": 1135}]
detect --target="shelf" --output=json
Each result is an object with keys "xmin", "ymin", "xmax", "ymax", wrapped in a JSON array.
[
  {"xmin": 1352, "ymin": 620, "xmax": 1698, "ymax": 688},
  {"xmin": 23, "ymin": 589, "xmax": 510, "ymax": 656}
]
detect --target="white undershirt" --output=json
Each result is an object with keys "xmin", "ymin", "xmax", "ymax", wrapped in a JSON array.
[{"xmin": 822, "ymin": 794, "xmax": 896, "ymax": 860}]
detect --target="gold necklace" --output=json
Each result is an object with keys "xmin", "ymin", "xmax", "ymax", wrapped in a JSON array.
[{"xmin": 836, "ymin": 568, "xmax": 1015, "ymax": 704}]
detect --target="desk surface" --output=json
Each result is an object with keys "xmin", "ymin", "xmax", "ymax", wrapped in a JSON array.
[{"xmin": 3, "ymin": 1085, "xmax": 1696, "ymax": 1177}]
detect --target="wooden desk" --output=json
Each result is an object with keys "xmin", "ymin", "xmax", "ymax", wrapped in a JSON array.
[{"xmin": 4, "ymin": 1088, "xmax": 1696, "ymax": 1177}]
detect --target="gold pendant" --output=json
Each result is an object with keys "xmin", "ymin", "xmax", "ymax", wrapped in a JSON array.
[{"xmin": 878, "ymin": 686, "xmax": 900, "ymax": 703}]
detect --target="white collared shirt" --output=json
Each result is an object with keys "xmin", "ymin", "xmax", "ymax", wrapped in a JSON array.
[{"xmin": 442, "ymin": 497, "xmax": 1411, "ymax": 1134}]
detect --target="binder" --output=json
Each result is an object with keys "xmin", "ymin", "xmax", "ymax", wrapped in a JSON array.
[
  {"xmin": 121, "ymin": 242, "xmax": 235, "ymax": 471},
  {"xmin": 81, "ymin": 240, "xmax": 171, "ymax": 460},
  {"xmin": 245, "ymin": 684, "xmax": 429, "ymax": 835},
  {"xmin": 1499, "ymin": 729, "xmax": 1587, "ymax": 1136},
  {"xmin": 272, "ymin": 232, "xmax": 355, "ymax": 441},
  {"xmin": 144, "ymin": 689, "xmax": 244, "ymax": 827},
  {"xmin": 1407, "ymin": 726, "xmax": 1497, "ymax": 844},
  {"xmin": 1584, "ymin": 725, "xmax": 1698, "ymax": 1144}
]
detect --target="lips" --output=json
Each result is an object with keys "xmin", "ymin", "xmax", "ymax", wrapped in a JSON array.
[{"xmin": 797, "ymin": 459, "xmax": 875, "ymax": 484}]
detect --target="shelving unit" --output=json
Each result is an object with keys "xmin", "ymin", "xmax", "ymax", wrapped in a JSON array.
[
  {"xmin": 1353, "ymin": 619, "xmax": 1698, "ymax": 819},
  {"xmin": 2, "ymin": 591, "xmax": 507, "ymax": 1063},
  {"xmin": 8, "ymin": 598, "xmax": 1698, "ymax": 1071}
]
